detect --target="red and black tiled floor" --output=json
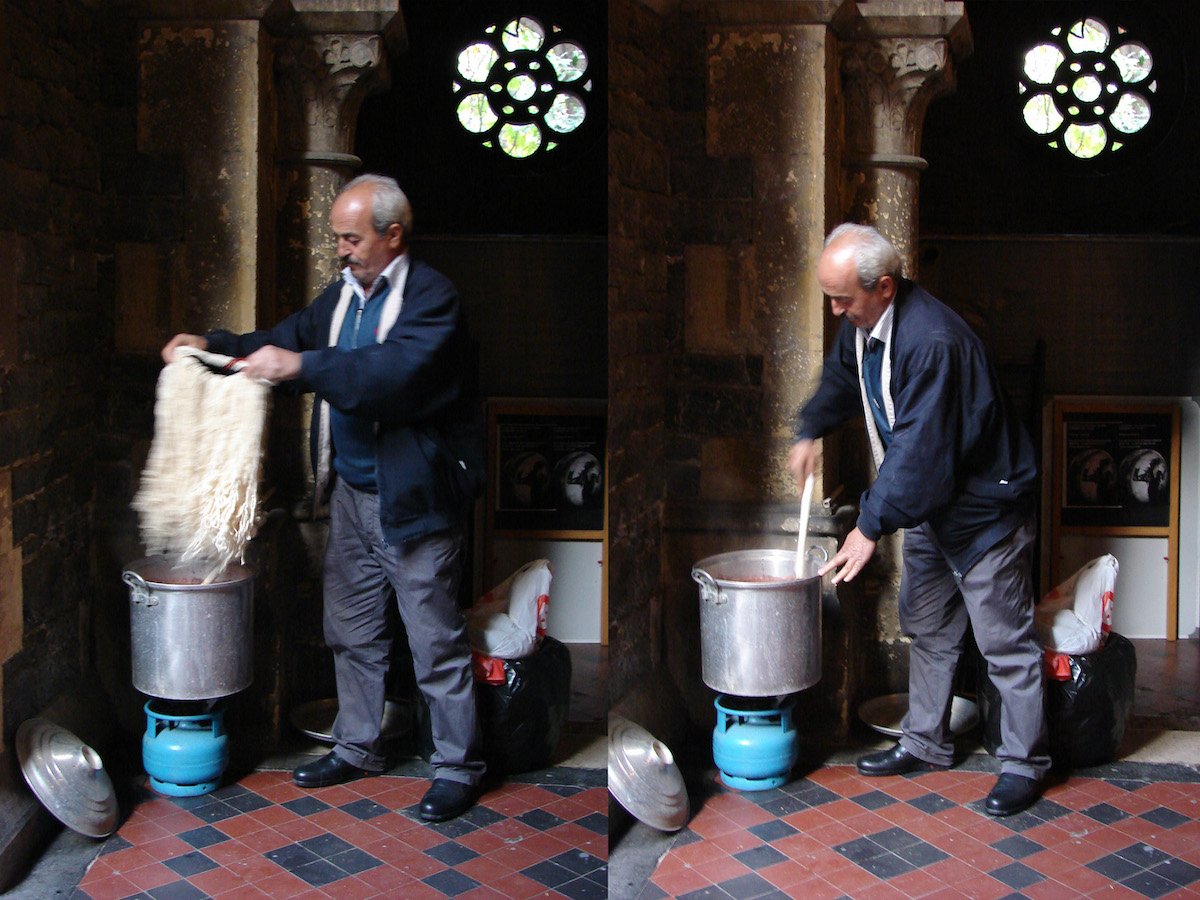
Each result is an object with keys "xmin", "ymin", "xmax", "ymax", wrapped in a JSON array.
[
  {"xmin": 74, "ymin": 765, "xmax": 606, "ymax": 899},
  {"xmin": 637, "ymin": 760, "xmax": 1200, "ymax": 899}
]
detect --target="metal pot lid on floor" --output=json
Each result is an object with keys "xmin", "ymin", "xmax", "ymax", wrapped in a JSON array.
[
  {"xmin": 608, "ymin": 715, "xmax": 688, "ymax": 832},
  {"xmin": 16, "ymin": 717, "xmax": 118, "ymax": 838},
  {"xmin": 289, "ymin": 698, "xmax": 414, "ymax": 744},
  {"xmin": 858, "ymin": 692, "xmax": 980, "ymax": 738}
]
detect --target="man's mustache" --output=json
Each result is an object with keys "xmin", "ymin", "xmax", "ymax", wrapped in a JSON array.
[{"xmin": 340, "ymin": 255, "xmax": 363, "ymax": 267}]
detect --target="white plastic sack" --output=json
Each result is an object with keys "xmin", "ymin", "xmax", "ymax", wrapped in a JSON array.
[
  {"xmin": 466, "ymin": 559, "xmax": 552, "ymax": 660},
  {"xmin": 1035, "ymin": 554, "xmax": 1118, "ymax": 655}
]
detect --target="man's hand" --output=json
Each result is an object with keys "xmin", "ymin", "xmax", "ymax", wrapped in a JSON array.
[
  {"xmin": 240, "ymin": 345, "xmax": 301, "ymax": 384},
  {"xmin": 820, "ymin": 527, "xmax": 877, "ymax": 584},
  {"xmin": 162, "ymin": 333, "xmax": 207, "ymax": 364},
  {"xmin": 787, "ymin": 439, "xmax": 816, "ymax": 493}
]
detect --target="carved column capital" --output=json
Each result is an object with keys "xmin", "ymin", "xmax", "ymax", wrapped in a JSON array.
[
  {"xmin": 274, "ymin": 31, "xmax": 390, "ymax": 162},
  {"xmin": 840, "ymin": 36, "xmax": 954, "ymax": 162}
]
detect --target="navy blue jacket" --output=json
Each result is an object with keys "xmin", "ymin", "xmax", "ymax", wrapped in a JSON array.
[
  {"xmin": 206, "ymin": 259, "xmax": 484, "ymax": 544},
  {"xmin": 795, "ymin": 279, "xmax": 1037, "ymax": 575}
]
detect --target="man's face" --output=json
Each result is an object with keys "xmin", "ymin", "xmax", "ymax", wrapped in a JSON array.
[
  {"xmin": 817, "ymin": 242, "xmax": 895, "ymax": 331},
  {"xmin": 330, "ymin": 186, "xmax": 404, "ymax": 289}
]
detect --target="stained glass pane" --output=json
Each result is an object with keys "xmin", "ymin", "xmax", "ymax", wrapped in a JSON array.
[
  {"xmin": 502, "ymin": 17, "xmax": 544, "ymax": 52},
  {"xmin": 1023, "ymin": 44, "xmax": 1064, "ymax": 84},
  {"xmin": 545, "ymin": 92, "xmax": 586, "ymax": 133},
  {"xmin": 1111, "ymin": 43, "xmax": 1153, "ymax": 83},
  {"xmin": 1072, "ymin": 75, "xmax": 1101, "ymax": 102},
  {"xmin": 457, "ymin": 43, "xmax": 498, "ymax": 82},
  {"xmin": 1064, "ymin": 122, "xmax": 1106, "ymax": 157},
  {"xmin": 1023, "ymin": 94, "xmax": 1063, "ymax": 134},
  {"xmin": 1066, "ymin": 18, "xmax": 1109, "ymax": 54},
  {"xmin": 1111, "ymin": 93, "xmax": 1151, "ymax": 133},
  {"xmin": 499, "ymin": 122, "xmax": 542, "ymax": 157},
  {"xmin": 507, "ymin": 74, "xmax": 537, "ymax": 101},
  {"xmin": 546, "ymin": 43, "xmax": 587, "ymax": 82},
  {"xmin": 456, "ymin": 94, "xmax": 496, "ymax": 133}
]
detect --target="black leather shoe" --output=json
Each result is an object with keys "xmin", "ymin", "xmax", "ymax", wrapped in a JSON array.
[
  {"xmin": 293, "ymin": 751, "xmax": 377, "ymax": 789},
  {"xmin": 419, "ymin": 778, "xmax": 479, "ymax": 822},
  {"xmin": 985, "ymin": 773, "xmax": 1042, "ymax": 816},
  {"xmin": 856, "ymin": 744, "xmax": 945, "ymax": 777}
]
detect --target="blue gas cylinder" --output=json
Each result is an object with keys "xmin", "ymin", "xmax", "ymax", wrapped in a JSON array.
[
  {"xmin": 712, "ymin": 694, "xmax": 799, "ymax": 791},
  {"xmin": 143, "ymin": 701, "xmax": 229, "ymax": 797}
]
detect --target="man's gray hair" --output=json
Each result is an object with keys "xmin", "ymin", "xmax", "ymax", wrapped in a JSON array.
[
  {"xmin": 825, "ymin": 223, "xmax": 902, "ymax": 289},
  {"xmin": 341, "ymin": 173, "xmax": 414, "ymax": 236}
]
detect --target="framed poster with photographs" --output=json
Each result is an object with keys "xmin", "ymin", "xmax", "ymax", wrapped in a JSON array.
[
  {"xmin": 486, "ymin": 398, "xmax": 607, "ymax": 539},
  {"xmin": 1049, "ymin": 397, "xmax": 1180, "ymax": 638}
]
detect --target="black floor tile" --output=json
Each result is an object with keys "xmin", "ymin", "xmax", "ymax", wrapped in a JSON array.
[
  {"xmin": 281, "ymin": 795, "xmax": 330, "ymax": 816},
  {"xmin": 993, "ymin": 833, "xmax": 1043, "ymax": 859},
  {"xmin": 426, "ymin": 839, "xmax": 480, "ymax": 866},
  {"xmin": 989, "ymin": 861, "xmax": 1044, "ymax": 889},
  {"xmin": 328, "ymin": 846, "xmax": 382, "ymax": 875},
  {"xmin": 1153, "ymin": 856, "xmax": 1200, "ymax": 886},
  {"xmin": 1083, "ymin": 802, "xmax": 1130, "ymax": 824},
  {"xmin": 299, "ymin": 833, "xmax": 354, "ymax": 858},
  {"xmin": 517, "ymin": 808, "xmax": 566, "ymax": 830},
  {"xmin": 909, "ymin": 791, "xmax": 956, "ymax": 814},
  {"xmin": 717, "ymin": 871, "xmax": 776, "ymax": 899},
  {"xmin": 147, "ymin": 882, "xmax": 207, "ymax": 899},
  {"xmin": 524, "ymin": 858, "xmax": 582, "ymax": 888},
  {"xmin": 291, "ymin": 857, "xmax": 347, "ymax": 887},
  {"xmin": 851, "ymin": 789, "xmax": 897, "ymax": 810},
  {"xmin": 859, "ymin": 852, "xmax": 916, "ymax": 879},
  {"xmin": 552, "ymin": 849, "xmax": 606, "ymax": 876},
  {"xmin": 1121, "ymin": 869, "xmax": 1180, "ymax": 898},
  {"xmin": 423, "ymin": 868, "xmax": 481, "ymax": 896},
  {"xmin": 177, "ymin": 825, "xmax": 227, "ymax": 849},
  {"xmin": 754, "ymin": 794, "xmax": 808, "ymax": 817},
  {"xmin": 894, "ymin": 841, "xmax": 948, "ymax": 868},
  {"xmin": 577, "ymin": 811, "xmax": 608, "ymax": 834},
  {"xmin": 732, "ymin": 844, "xmax": 787, "ymax": 869},
  {"xmin": 265, "ymin": 842, "xmax": 317, "ymax": 869},
  {"xmin": 1140, "ymin": 806, "xmax": 1189, "ymax": 828},
  {"xmin": 1088, "ymin": 852, "xmax": 1148, "ymax": 880},
  {"xmin": 161, "ymin": 851, "xmax": 217, "ymax": 878},
  {"xmin": 747, "ymin": 819, "xmax": 798, "ymax": 843},
  {"xmin": 871, "ymin": 826, "xmax": 921, "ymax": 852},
  {"xmin": 339, "ymin": 797, "xmax": 389, "ymax": 819}
]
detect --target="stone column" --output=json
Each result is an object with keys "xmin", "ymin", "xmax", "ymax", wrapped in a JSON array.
[
  {"xmin": 268, "ymin": 11, "xmax": 403, "ymax": 504},
  {"xmin": 837, "ymin": 5, "xmax": 972, "ymax": 270},
  {"xmin": 272, "ymin": 17, "xmax": 403, "ymax": 322},
  {"xmin": 831, "ymin": 3, "xmax": 972, "ymax": 681}
]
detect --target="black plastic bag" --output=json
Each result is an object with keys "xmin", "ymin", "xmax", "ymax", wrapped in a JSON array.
[
  {"xmin": 416, "ymin": 636, "xmax": 573, "ymax": 775},
  {"xmin": 979, "ymin": 631, "xmax": 1136, "ymax": 770}
]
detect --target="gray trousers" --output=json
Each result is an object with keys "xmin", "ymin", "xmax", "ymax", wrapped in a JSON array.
[
  {"xmin": 898, "ymin": 517, "xmax": 1050, "ymax": 780},
  {"xmin": 324, "ymin": 480, "xmax": 484, "ymax": 785}
]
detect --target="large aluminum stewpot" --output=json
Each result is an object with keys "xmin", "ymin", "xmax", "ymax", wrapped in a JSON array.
[
  {"xmin": 123, "ymin": 556, "xmax": 254, "ymax": 700},
  {"xmin": 692, "ymin": 548, "xmax": 825, "ymax": 697}
]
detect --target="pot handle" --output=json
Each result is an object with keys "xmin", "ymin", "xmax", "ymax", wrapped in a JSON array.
[
  {"xmin": 805, "ymin": 545, "xmax": 828, "ymax": 578},
  {"xmin": 123, "ymin": 570, "xmax": 157, "ymax": 607},
  {"xmin": 692, "ymin": 568, "xmax": 724, "ymax": 605}
]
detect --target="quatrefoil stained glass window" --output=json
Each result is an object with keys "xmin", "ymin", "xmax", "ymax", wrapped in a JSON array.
[
  {"xmin": 1019, "ymin": 16, "xmax": 1156, "ymax": 159},
  {"xmin": 454, "ymin": 15, "xmax": 592, "ymax": 159}
]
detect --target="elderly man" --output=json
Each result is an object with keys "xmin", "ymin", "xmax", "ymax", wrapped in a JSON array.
[
  {"xmin": 162, "ymin": 174, "xmax": 485, "ymax": 822},
  {"xmin": 788, "ymin": 223, "xmax": 1048, "ymax": 816}
]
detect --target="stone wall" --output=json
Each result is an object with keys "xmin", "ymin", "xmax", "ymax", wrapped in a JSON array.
[
  {"xmin": 0, "ymin": 0, "xmax": 104, "ymax": 749},
  {"xmin": 0, "ymin": 0, "xmax": 110, "ymax": 885},
  {"xmin": 608, "ymin": 0, "xmax": 675, "ymax": 718}
]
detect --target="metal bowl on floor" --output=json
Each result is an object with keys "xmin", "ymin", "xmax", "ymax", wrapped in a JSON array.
[
  {"xmin": 289, "ymin": 698, "xmax": 414, "ymax": 744},
  {"xmin": 858, "ymin": 693, "xmax": 979, "ymax": 738}
]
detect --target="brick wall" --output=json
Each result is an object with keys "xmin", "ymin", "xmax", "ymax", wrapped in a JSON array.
[
  {"xmin": 0, "ymin": 0, "xmax": 106, "ymax": 740},
  {"xmin": 608, "ymin": 0, "xmax": 675, "ymax": 708}
]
